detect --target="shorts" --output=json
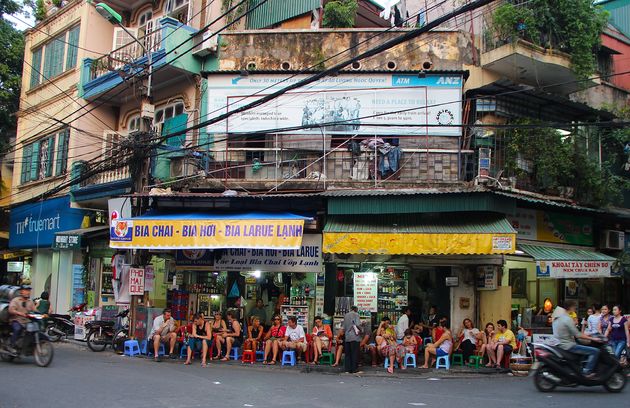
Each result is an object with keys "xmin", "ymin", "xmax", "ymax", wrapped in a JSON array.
[
  {"xmin": 436, "ymin": 348, "xmax": 449, "ymax": 357},
  {"xmin": 231, "ymin": 338, "xmax": 242, "ymax": 348},
  {"xmin": 284, "ymin": 341, "xmax": 307, "ymax": 352},
  {"xmin": 501, "ymin": 345, "xmax": 513, "ymax": 354},
  {"xmin": 188, "ymin": 338, "xmax": 209, "ymax": 350},
  {"xmin": 319, "ymin": 337, "xmax": 330, "ymax": 349}
]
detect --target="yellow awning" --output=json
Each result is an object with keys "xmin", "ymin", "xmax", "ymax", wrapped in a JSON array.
[{"xmin": 323, "ymin": 214, "xmax": 516, "ymax": 255}]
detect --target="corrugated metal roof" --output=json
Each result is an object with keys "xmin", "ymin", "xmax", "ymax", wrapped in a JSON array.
[
  {"xmin": 246, "ymin": 0, "xmax": 321, "ymax": 30},
  {"xmin": 519, "ymin": 244, "xmax": 617, "ymax": 261},
  {"xmin": 597, "ymin": 0, "xmax": 630, "ymax": 38},
  {"xmin": 324, "ymin": 214, "xmax": 516, "ymax": 234}
]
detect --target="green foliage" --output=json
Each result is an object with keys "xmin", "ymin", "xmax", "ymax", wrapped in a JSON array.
[
  {"xmin": 34, "ymin": 0, "xmax": 45, "ymax": 21},
  {"xmin": 0, "ymin": 16, "xmax": 24, "ymax": 146},
  {"xmin": 491, "ymin": 0, "xmax": 609, "ymax": 81},
  {"xmin": 221, "ymin": 0, "xmax": 251, "ymax": 29},
  {"xmin": 52, "ymin": 0, "xmax": 62, "ymax": 7},
  {"xmin": 504, "ymin": 119, "xmax": 630, "ymax": 207},
  {"xmin": 323, "ymin": 0, "xmax": 357, "ymax": 28}
]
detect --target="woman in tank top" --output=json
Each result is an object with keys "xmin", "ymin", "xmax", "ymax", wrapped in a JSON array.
[
  {"xmin": 244, "ymin": 316, "xmax": 264, "ymax": 352},
  {"xmin": 185, "ymin": 313, "xmax": 212, "ymax": 366}
]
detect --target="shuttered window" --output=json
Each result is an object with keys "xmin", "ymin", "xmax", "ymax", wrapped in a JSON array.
[
  {"xmin": 30, "ymin": 47, "xmax": 42, "ymax": 88},
  {"xmin": 20, "ymin": 129, "xmax": 70, "ymax": 183},
  {"xmin": 66, "ymin": 26, "xmax": 80, "ymax": 69}
]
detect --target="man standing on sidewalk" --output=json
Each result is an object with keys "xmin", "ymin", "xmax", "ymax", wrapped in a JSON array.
[{"xmin": 343, "ymin": 305, "xmax": 362, "ymax": 374}]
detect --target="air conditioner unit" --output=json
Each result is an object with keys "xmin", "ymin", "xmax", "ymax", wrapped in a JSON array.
[
  {"xmin": 192, "ymin": 31, "xmax": 218, "ymax": 57},
  {"xmin": 600, "ymin": 230, "xmax": 625, "ymax": 250}
]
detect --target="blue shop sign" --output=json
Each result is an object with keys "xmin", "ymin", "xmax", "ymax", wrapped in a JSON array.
[{"xmin": 9, "ymin": 196, "xmax": 89, "ymax": 249}]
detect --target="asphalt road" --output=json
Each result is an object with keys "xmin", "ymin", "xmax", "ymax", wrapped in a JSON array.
[{"xmin": 0, "ymin": 343, "xmax": 627, "ymax": 408}]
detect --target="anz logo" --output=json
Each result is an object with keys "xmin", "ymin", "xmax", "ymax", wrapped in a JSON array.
[{"xmin": 436, "ymin": 76, "xmax": 461, "ymax": 85}]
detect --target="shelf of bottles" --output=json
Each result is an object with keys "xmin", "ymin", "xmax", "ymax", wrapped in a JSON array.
[
  {"xmin": 185, "ymin": 272, "xmax": 225, "ymax": 295},
  {"xmin": 376, "ymin": 270, "xmax": 408, "ymax": 324},
  {"xmin": 281, "ymin": 305, "xmax": 309, "ymax": 331}
]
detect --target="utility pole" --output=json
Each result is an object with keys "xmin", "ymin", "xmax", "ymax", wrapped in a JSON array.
[{"xmin": 96, "ymin": 3, "xmax": 155, "ymax": 338}]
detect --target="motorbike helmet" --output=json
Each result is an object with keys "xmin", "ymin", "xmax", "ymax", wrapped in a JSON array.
[{"xmin": 20, "ymin": 284, "xmax": 32, "ymax": 291}]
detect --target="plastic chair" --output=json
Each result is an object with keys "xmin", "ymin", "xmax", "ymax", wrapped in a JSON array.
[
  {"xmin": 384, "ymin": 358, "xmax": 399, "ymax": 368},
  {"xmin": 229, "ymin": 347, "xmax": 241, "ymax": 360},
  {"xmin": 319, "ymin": 352, "xmax": 334, "ymax": 365},
  {"xmin": 242, "ymin": 350, "xmax": 255, "ymax": 364},
  {"xmin": 423, "ymin": 337, "xmax": 433, "ymax": 348},
  {"xmin": 451, "ymin": 353, "xmax": 464, "ymax": 366},
  {"xmin": 403, "ymin": 353, "xmax": 417, "ymax": 368},
  {"xmin": 436, "ymin": 355, "xmax": 450, "ymax": 369},
  {"xmin": 468, "ymin": 355, "xmax": 483, "ymax": 368},
  {"xmin": 124, "ymin": 340, "xmax": 141, "ymax": 357},
  {"xmin": 281, "ymin": 350, "xmax": 296, "ymax": 366}
]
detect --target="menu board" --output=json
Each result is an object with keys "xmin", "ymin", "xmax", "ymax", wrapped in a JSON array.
[{"xmin": 353, "ymin": 272, "xmax": 378, "ymax": 312}]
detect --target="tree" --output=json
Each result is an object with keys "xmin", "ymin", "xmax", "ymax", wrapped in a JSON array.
[
  {"xmin": 0, "ymin": 1, "xmax": 31, "ymax": 149},
  {"xmin": 323, "ymin": 0, "xmax": 358, "ymax": 28}
]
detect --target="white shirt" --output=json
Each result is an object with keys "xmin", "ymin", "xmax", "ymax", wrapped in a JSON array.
[
  {"xmin": 396, "ymin": 314, "xmax": 410, "ymax": 339},
  {"xmin": 285, "ymin": 325, "xmax": 305, "ymax": 342},
  {"xmin": 150, "ymin": 315, "xmax": 175, "ymax": 337},
  {"xmin": 462, "ymin": 328, "xmax": 480, "ymax": 343}
]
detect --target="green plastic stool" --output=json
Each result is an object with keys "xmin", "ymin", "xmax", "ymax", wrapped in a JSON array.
[
  {"xmin": 468, "ymin": 355, "xmax": 483, "ymax": 368},
  {"xmin": 319, "ymin": 352, "xmax": 334, "ymax": 365},
  {"xmin": 451, "ymin": 353, "xmax": 464, "ymax": 366}
]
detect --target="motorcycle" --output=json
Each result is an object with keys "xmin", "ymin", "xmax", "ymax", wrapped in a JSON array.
[
  {"xmin": 532, "ymin": 334, "xmax": 626, "ymax": 393},
  {"xmin": 85, "ymin": 309, "xmax": 129, "ymax": 352},
  {"xmin": 43, "ymin": 302, "xmax": 87, "ymax": 342},
  {"xmin": 0, "ymin": 314, "xmax": 54, "ymax": 367}
]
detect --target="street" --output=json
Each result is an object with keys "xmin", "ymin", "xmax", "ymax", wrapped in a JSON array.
[{"xmin": 0, "ymin": 343, "xmax": 627, "ymax": 408}]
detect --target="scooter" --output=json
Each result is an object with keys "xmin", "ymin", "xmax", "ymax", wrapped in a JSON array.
[
  {"xmin": 532, "ymin": 334, "xmax": 626, "ymax": 393},
  {"xmin": 0, "ymin": 314, "xmax": 54, "ymax": 367},
  {"xmin": 43, "ymin": 302, "xmax": 87, "ymax": 342}
]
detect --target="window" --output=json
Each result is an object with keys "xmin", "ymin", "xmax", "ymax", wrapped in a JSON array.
[
  {"xmin": 164, "ymin": 0, "xmax": 190, "ymax": 23},
  {"xmin": 29, "ymin": 25, "xmax": 81, "ymax": 89},
  {"xmin": 20, "ymin": 129, "xmax": 69, "ymax": 183},
  {"xmin": 127, "ymin": 115, "xmax": 141, "ymax": 132},
  {"xmin": 154, "ymin": 101, "xmax": 185, "ymax": 124},
  {"xmin": 103, "ymin": 132, "xmax": 121, "ymax": 161}
]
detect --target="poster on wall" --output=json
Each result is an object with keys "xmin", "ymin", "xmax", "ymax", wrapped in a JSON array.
[
  {"xmin": 144, "ymin": 265, "xmax": 154, "ymax": 292},
  {"xmin": 114, "ymin": 264, "xmax": 131, "ymax": 304},
  {"xmin": 477, "ymin": 266, "xmax": 498, "ymax": 290},
  {"xmin": 72, "ymin": 264, "xmax": 85, "ymax": 306},
  {"xmin": 206, "ymin": 74, "xmax": 463, "ymax": 136},
  {"xmin": 353, "ymin": 272, "xmax": 378, "ymax": 312}
]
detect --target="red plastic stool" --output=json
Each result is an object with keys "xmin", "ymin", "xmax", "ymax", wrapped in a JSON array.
[{"xmin": 242, "ymin": 350, "xmax": 255, "ymax": 364}]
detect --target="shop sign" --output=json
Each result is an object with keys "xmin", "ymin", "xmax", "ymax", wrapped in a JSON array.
[
  {"xmin": 53, "ymin": 233, "xmax": 81, "ymax": 249},
  {"xmin": 175, "ymin": 249, "xmax": 215, "ymax": 269},
  {"xmin": 508, "ymin": 208, "xmax": 593, "ymax": 246},
  {"xmin": 492, "ymin": 236, "xmax": 513, "ymax": 251},
  {"xmin": 110, "ymin": 218, "xmax": 305, "ymax": 250},
  {"xmin": 353, "ymin": 272, "xmax": 378, "ymax": 312},
  {"xmin": 144, "ymin": 265, "xmax": 155, "ymax": 292},
  {"xmin": 6, "ymin": 261, "xmax": 23, "ymax": 273},
  {"xmin": 536, "ymin": 260, "xmax": 612, "ymax": 279},
  {"xmin": 214, "ymin": 234, "xmax": 323, "ymax": 273},
  {"xmin": 9, "ymin": 196, "xmax": 89, "ymax": 249},
  {"xmin": 477, "ymin": 266, "xmax": 498, "ymax": 290},
  {"xmin": 445, "ymin": 276, "xmax": 459, "ymax": 287},
  {"xmin": 129, "ymin": 268, "xmax": 145, "ymax": 295},
  {"xmin": 206, "ymin": 74, "xmax": 463, "ymax": 137},
  {"xmin": 72, "ymin": 264, "xmax": 85, "ymax": 306}
]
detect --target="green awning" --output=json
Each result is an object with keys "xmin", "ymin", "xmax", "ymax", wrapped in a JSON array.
[
  {"xmin": 519, "ymin": 244, "xmax": 616, "ymax": 262},
  {"xmin": 519, "ymin": 244, "xmax": 617, "ymax": 279}
]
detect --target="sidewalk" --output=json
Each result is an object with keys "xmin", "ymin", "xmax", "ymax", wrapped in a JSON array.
[{"xmin": 62, "ymin": 339, "xmax": 515, "ymax": 379}]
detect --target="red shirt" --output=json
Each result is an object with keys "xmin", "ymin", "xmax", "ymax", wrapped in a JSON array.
[{"xmin": 269, "ymin": 325, "xmax": 286, "ymax": 338}]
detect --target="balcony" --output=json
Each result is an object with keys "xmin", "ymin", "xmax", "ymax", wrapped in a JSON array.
[
  {"xmin": 481, "ymin": 33, "xmax": 597, "ymax": 95},
  {"xmin": 70, "ymin": 159, "xmax": 132, "ymax": 205},
  {"xmin": 195, "ymin": 137, "xmax": 465, "ymax": 191},
  {"xmin": 80, "ymin": 17, "xmax": 202, "ymax": 103}
]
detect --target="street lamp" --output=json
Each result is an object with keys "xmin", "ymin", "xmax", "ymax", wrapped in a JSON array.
[{"xmin": 94, "ymin": 2, "xmax": 153, "ymax": 98}]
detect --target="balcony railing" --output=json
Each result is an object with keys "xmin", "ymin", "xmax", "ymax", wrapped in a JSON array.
[
  {"xmin": 80, "ymin": 164, "xmax": 131, "ymax": 187},
  {"xmin": 88, "ymin": 22, "xmax": 163, "ymax": 82}
]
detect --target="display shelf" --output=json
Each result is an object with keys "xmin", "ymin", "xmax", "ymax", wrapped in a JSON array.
[{"xmin": 281, "ymin": 305, "xmax": 309, "ymax": 331}]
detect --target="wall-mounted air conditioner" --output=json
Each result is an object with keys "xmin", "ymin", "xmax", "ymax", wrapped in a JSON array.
[
  {"xmin": 600, "ymin": 230, "xmax": 624, "ymax": 250},
  {"xmin": 192, "ymin": 31, "xmax": 218, "ymax": 57}
]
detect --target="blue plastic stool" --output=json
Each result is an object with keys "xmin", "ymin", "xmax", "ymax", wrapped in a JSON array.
[
  {"xmin": 179, "ymin": 343, "xmax": 189, "ymax": 359},
  {"xmin": 124, "ymin": 340, "xmax": 141, "ymax": 357},
  {"xmin": 404, "ymin": 353, "xmax": 417, "ymax": 368},
  {"xmin": 436, "ymin": 355, "xmax": 450, "ymax": 369},
  {"xmin": 229, "ymin": 347, "xmax": 241, "ymax": 360},
  {"xmin": 384, "ymin": 358, "xmax": 399, "ymax": 368},
  {"xmin": 140, "ymin": 339, "xmax": 148, "ymax": 355},
  {"xmin": 255, "ymin": 350, "xmax": 265, "ymax": 362},
  {"xmin": 145, "ymin": 342, "xmax": 166, "ymax": 357},
  {"xmin": 281, "ymin": 350, "xmax": 296, "ymax": 366}
]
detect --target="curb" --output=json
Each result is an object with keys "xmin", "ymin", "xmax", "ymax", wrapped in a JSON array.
[{"xmin": 57, "ymin": 340, "xmax": 515, "ymax": 379}]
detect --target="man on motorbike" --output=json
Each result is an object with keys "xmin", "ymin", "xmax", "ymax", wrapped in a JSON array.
[
  {"xmin": 8, "ymin": 285, "xmax": 36, "ymax": 354},
  {"xmin": 552, "ymin": 300, "xmax": 600, "ymax": 377}
]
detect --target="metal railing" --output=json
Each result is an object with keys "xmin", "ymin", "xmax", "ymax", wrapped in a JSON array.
[{"xmin": 88, "ymin": 22, "xmax": 163, "ymax": 81}]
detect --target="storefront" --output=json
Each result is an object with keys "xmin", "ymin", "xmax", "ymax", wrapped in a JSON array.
[
  {"xmin": 322, "ymin": 212, "xmax": 517, "ymax": 331},
  {"xmin": 8, "ymin": 196, "xmax": 92, "ymax": 313},
  {"xmin": 108, "ymin": 211, "xmax": 320, "ymax": 330}
]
